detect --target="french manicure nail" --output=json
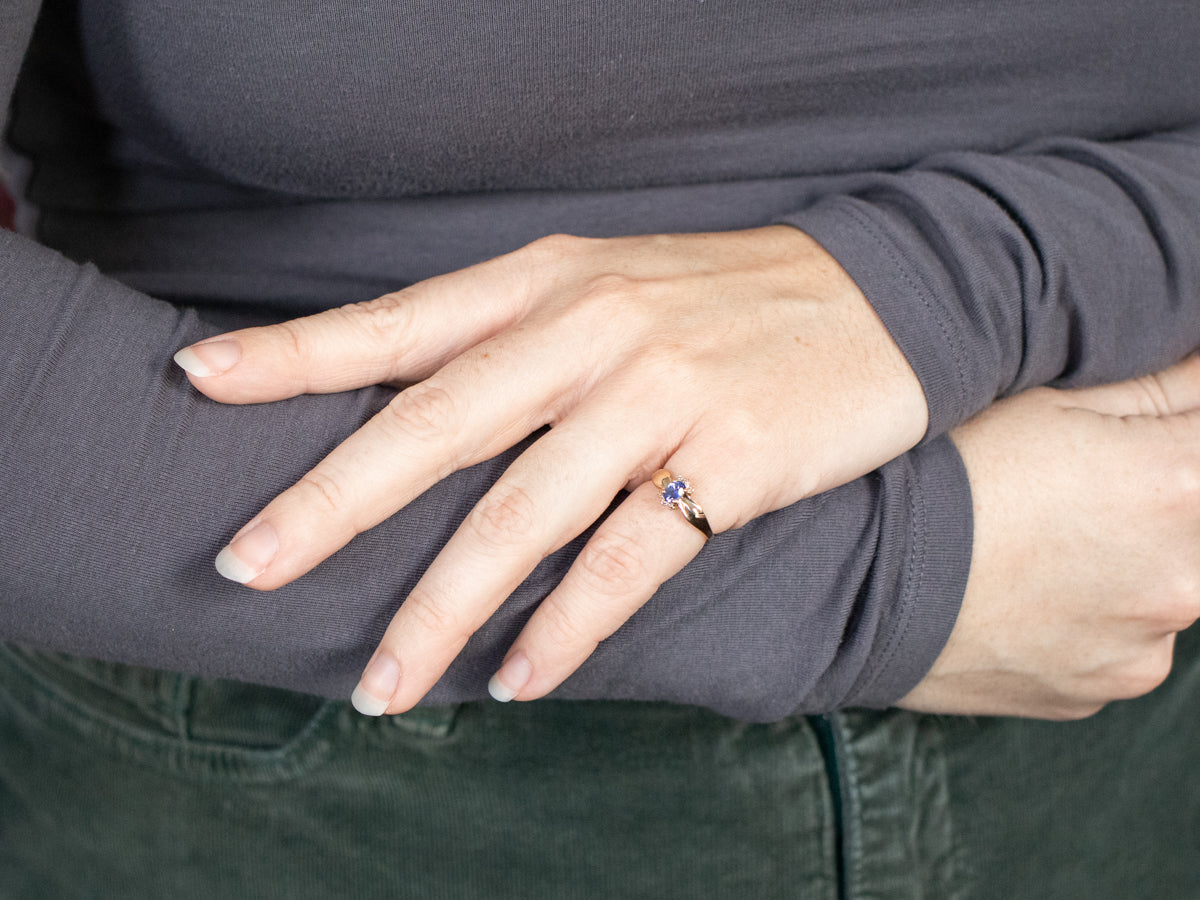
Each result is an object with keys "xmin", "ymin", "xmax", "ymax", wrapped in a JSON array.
[
  {"xmin": 174, "ymin": 339, "xmax": 242, "ymax": 377},
  {"xmin": 214, "ymin": 521, "xmax": 278, "ymax": 584},
  {"xmin": 351, "ymin": 652, "xmax": 402, "ymax": 716},
  {"xmin": 488, "ymin": 652, "xmax": 533, "ymax": 703}
]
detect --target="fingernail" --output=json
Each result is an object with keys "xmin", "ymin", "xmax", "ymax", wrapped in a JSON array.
[
  {"xmin": 174, "ymin": 340, "xmax": 242, "ymax": 377},
  {"xmin": 351, "ymin": 652, "xmax": 401, "ymax": 716},
  {"xmin": 488, "ymin": 652, "xmax": 532, "ymax": 703},
  {"xmin": 214, "ymin": 521, "xmax": 278, "ymax": 584}
]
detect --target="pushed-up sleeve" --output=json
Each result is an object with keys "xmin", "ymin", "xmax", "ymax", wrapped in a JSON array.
[{"xmin": 781, "ymin": 127, "xmax": 1200, "ymax": 438}]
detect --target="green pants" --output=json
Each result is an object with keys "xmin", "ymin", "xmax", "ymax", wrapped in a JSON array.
[{"xmin": 2, "ymin": 628, "xmax": 1197, "ymax": 899}]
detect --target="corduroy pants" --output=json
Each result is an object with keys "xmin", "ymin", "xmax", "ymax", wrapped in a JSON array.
[{"xmin": 1, "ymin": 627, "xmax": 1197, "ymax": 899}]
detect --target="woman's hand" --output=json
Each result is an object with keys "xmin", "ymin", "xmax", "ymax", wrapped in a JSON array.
[
  {"xmin": 174, "ymin": 226, "xmax": 927, "ymax": 714},
  {"xmin": 899, "ymin": 356, "xmax": 1200, "ymax": 720}
]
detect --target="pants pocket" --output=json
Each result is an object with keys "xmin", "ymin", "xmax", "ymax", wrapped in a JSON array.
[{"xmin": 0, "ymin": 642, "xmax": 337, "ymax": 783}]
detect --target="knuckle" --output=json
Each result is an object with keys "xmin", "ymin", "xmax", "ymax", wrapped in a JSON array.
[
  {"xmin": 577, "ymin": 529, "xmax": 651, "ymax": 596},
  {"xmin": 403, "ymin": 589, "xmax": 468, "ymax": 641},
  {"xmin": 274, "ymin": 318, "xmax": 312, "ymax": 367},
  {"xmin": 525, "ymin": 232, "xmax": 588, "ymax": 261},
  {"xmin": 582, "ymin": 271, "xmax": 642, "ymax": 300},
  {"xmin": 465, "ymin": 484, "xmax": 539, "ymax": 549},
  {"xmin": 622, "ymin": 346, "xmax": 700, "ymax": 399},
  {"xmin": 718, "ymin": 406, "xmax": 774, "ymax": 455},
  {"xmin": 1168, "ymin": 461, "xmax": 1200, "ymax": 507},
  {"xmin": 576, "ymin": 273, "xmax": 651, "ymax": 323},
  {"xmin": 1157, "ymin": 572, "xmax": 1200, "ymax": 631},
  {"xmin": 345, "ymin": 293, "xmax": 416, "ymax": 346},
  {"xmin": 383, "ymin": 382, "xmax": 459, "ymax": 442},
  {"xmin": 295, "ymin": 469, "xmax": 351, "ymax": 517},
  {"xmin": 510, "ymin": 234, "xmax": 592, "ymax": 299},
  {"xmin": 537, "ymin": 602, "xmax": 597, "ymax": 654},
  {"xmin": 1097, "ymin": 643, "xmax": 1175, "ymax": 703},
  {"xmin": 557, "ymin": 273, "xmax": 659, "ymax": 342},
  {"xmin": 1131, "ymin": 373, "xmax": 1174, "ymax": 417},
  {"xmin": 1124, "ymin": 647, "xmax": 1176, "ymax": 698},
  {"xmin": 290, "ymin": 470, "xmax": 363, "ymax": 540}
]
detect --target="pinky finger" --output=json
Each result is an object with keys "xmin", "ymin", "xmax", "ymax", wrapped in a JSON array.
[{"xmin": 487, "ymin": 480, "xmax": 709, "ymax": 702}]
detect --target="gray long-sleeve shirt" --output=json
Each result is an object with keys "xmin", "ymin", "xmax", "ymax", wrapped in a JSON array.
[{"xmin": 1, "ymin": 0, "xmax": 1198, "ymax": 720}]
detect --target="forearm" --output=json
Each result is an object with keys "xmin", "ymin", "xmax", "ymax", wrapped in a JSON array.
[{"xmin": 0, "ymin": 229, "xmax": 970, "ymax": 720}]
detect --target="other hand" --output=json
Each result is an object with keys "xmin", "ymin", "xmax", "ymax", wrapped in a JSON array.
[
  {"xmin": 174, "ymin": 227, "xmax": 927, "ymax": 714},
  {"xmin": 899, "ymin": 356, "xmax": 1200, "ymax": 719}
]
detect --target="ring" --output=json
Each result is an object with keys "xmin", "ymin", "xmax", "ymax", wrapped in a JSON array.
[{"xmin": 651, "ymin": 469, "xmax": 713, "ymax": 540}]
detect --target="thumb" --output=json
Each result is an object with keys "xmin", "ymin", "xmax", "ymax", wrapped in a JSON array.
[{"xmin": 1053, "ymin": 353, "xmax": 1200, "ymax": 419}]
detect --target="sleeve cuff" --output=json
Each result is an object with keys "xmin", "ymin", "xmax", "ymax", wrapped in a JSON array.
[
  {"xmin": 841, "ymin": 433, "xmax": 973, "ymax": 709},
  {"xmin": 777, "ymin": 198, "xmax": 979, "ymax": 441}
]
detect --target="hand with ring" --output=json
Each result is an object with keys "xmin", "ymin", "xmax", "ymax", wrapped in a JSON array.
[{"xmin": 173, "ymin": 226, "xmax": 928, "ymax": 714}]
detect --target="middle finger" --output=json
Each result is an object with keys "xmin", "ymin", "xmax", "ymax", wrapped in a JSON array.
[{"xmin": 351, "ymin": 395, "xmax": 676, "ymax": 714}]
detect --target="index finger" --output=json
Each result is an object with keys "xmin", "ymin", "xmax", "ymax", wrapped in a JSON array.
[
  {"xmin": 173, "ymin": 244, "xmax": 546, "ymax": 404},
  {"xmin": 210, "ymin": 309, "xmax": 609, "ymax": 590}
]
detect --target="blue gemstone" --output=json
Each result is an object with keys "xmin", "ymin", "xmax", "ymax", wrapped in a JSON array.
[{"xmin": 663, "ymin": 480, "xmax": 687, "ymax": 503}]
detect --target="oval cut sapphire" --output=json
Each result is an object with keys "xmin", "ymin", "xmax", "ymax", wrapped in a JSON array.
[{"xmin": 663, "ymin": 479, "xmax": 687, "ymax": 504}]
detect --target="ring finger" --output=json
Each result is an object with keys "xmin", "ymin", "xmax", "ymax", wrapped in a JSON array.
[{"xmin": 487, "ymin": 455, "xmax": 731, "ymax": 703}]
